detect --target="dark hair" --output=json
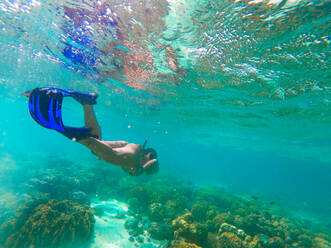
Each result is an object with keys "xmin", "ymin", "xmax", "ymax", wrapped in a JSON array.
[{"xmin": 144, "ymin": 148, "xmax": 157, "ymax": 159}]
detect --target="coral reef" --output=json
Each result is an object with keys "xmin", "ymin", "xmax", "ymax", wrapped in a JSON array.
[
  {"xmin": 0, "ymin": 198, "xmax": 95, "ymax": 248},
  {"xmin": 313, "ymin": 237, "xmax": 331, "ymax": 248},
  {"xmin": 148, "ymin": 221, "xmax": 173, "ymax": 241},
  {"xmin": 217, "ymin": 232, "xmax": 243, "ymax": 248},
  {"xmin": 1, "ymin": 157, "xmax": 330, "ymax": 248},
  {"xmin": 118, "ymin": 176, "xmax": 331, "ymax": 248},
  {"xmin": 170, "ymin": 241, "xmax": 203, "ymax": 248},
  {"xmin": 172, "ymin": 212, "xmax": 208, "ymax": 246}
]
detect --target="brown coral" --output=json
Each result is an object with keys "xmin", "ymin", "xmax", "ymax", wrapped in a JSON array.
[
  {"xmin": 217, "ymin": 232, "xmax": 243, "ymax": 248},
  {"xmin": 2, "ymin": 199, "xmax": 95, "ymax": 248},
  {"xmin": 170, "ymin": 241, "xmax": 203, "ymax": 248},
  {"xmin": 172, "ymin": 213, "xmax": 208, "ymax": 246}
]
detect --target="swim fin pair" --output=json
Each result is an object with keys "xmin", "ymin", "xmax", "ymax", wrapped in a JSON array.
[{"xmin": 23, "ymin": 87, "xmax": 98, "ymax": 141}]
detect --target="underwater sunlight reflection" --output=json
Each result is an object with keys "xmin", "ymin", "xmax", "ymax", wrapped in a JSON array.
[{"xmin": 0, "ymin": 0, "xmax": 330, "ymax": 247}]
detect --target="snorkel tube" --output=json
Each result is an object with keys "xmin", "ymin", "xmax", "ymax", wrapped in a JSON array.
[{"xmin": 143, "ymin": 140, "xmax": 148, "ymax": 150}]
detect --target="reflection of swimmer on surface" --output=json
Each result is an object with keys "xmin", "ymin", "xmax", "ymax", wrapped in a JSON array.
[
  {"xmin": 60, "ymin": 0, "xmax": 185, "ymax": 89},
  {"xmin": 24, "ymin": 87, "xmax": 159, "ymax": 176}
]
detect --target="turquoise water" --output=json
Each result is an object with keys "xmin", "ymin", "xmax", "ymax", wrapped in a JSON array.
[{"xmin": 0, "ymin": 0, "xmax": 330, "ymax": 247}]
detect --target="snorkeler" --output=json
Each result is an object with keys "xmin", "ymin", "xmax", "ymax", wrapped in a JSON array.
[{"xmin": 23, "ymin": 87, "xmax": 159, "ymax": 176}]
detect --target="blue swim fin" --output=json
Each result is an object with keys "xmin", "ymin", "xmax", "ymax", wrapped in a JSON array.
[{"xmin": 25, "ymin": 87, "xmax": 96, "ymax": 141}]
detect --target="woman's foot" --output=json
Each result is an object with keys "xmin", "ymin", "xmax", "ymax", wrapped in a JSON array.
[{"xmin": 70, "ymin": 90, "xmax": 98, "ymax": 105}]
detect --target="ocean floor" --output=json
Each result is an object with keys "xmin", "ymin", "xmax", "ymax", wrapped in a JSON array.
[
  {"xmin": 90, "ymin": 199, "xmax": 166, "ymax": 248},
  {"xmin": 0, "ymin": 154, "xmax": 330, "ymax": 248}
]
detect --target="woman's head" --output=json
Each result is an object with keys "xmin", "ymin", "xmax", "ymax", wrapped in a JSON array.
[
  {"xmin": 143, "ymin": 148, "xmax": 159, "ymax": 174},
  {"xmin": 144, "ymin": 148, "xmax": 157, "ymax": 159}
]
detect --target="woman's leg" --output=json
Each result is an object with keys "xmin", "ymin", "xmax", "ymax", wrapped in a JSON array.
[{"xmin": 83, "ymin": 105, "xmax": 101, "ymax": 140}]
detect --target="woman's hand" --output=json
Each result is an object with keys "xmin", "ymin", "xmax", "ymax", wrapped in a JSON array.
[{"xmin": 142, "ymin": 158, "xmax": 158, "ymax": 169}]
